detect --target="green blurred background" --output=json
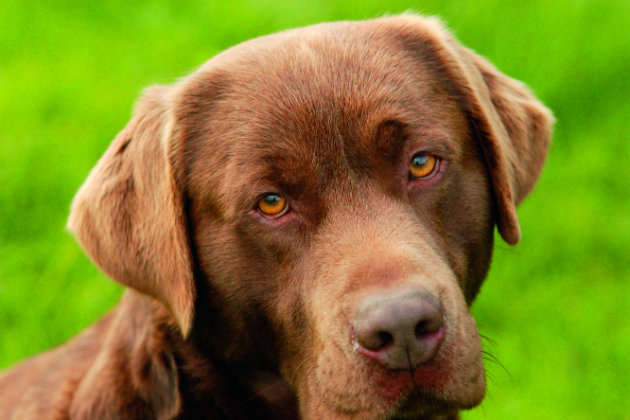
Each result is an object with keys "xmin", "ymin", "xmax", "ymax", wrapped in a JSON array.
[{"xmin": 0, "ymin": 1, "xmax": 628, "ymax": 418}]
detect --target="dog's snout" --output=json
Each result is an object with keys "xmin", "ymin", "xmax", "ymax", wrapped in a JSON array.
[{"xmin": 352, "ymin": 289, "xmax": 444, "ymax": 370}]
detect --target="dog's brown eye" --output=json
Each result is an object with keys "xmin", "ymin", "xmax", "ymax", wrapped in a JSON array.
[
  {"xmin": 257, "ymin": 193, "xmax": 288, "ymax": 217},
  {"xmin": 409, "ymin": 153, "xmax": 438, "ymax": 179}
]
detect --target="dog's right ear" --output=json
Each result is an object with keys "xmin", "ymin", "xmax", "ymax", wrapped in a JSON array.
[{"xmin": 67, "ymin": 85, "xmax": 196, "ymax": 337}]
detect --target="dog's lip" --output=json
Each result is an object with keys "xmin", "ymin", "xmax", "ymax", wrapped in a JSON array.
[
  {"xmin": 344, "ymin": 358, "xmax": 456, "ymax": 418},
  {"xmin": 367, "ymin": 363, "xmax": 457, "ymax": 419}
]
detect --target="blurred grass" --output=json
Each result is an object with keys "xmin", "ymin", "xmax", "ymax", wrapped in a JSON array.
[{"xmin": 0, "ymin": 1, "xmax": 628, "ymax": 419}]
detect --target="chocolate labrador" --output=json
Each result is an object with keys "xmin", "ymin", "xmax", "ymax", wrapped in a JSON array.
[{"xmin": 0, "ymin": 14, "xmax": 552, "ymax": 420}]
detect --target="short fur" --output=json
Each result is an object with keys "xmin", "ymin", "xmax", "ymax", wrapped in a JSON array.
[{"xmin": 0, "ymin": 14, "xmax": 552, "ymax": 420}]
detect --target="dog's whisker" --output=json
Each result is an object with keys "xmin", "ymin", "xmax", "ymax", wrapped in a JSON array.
[
  {"xmin": 480, "ymin": 334, "xmax": 498, "ymax": 347},
  {"xmin": 481, "ymin": 350, "xmax": 514, "ymax": 386}
]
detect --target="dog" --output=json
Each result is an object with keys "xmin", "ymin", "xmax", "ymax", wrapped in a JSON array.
[{"xmin": 0, "ymin": 14, "xmax": 552, "ymax": 420}]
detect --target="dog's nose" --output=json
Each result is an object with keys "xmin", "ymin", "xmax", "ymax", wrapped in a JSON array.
[{"xmin": 352, "ymin": 288, "xmax": 445, "ymax": 370}]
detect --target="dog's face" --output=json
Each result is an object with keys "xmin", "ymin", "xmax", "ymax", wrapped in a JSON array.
[{"xmin": 68, "ymin": 15, "xmax": 552, "ymax": 420}]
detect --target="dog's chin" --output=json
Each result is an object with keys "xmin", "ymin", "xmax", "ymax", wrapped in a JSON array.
[
  {"xmin": 300, "ymin": 346, "xmax": 486, "ymax": 420},
  {"xmin": 385, "ymin": 373, "xmax": 484, "ymax": 420}
]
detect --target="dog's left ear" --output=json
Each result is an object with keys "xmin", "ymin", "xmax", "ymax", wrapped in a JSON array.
[
  {"xmin": 67, "ymin": 85, "xmax": 195, "ymax": 336},
  {"xmin": 454, "ymin": 46, "xmax": 554, "ymax": 245},
  {"xmin": 395, "ymin": 15, "xmax": 554, "ymax": 244}
]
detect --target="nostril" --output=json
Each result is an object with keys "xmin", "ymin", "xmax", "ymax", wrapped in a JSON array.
[
  {"xmin": 415, "ymin": 320, "xmax": 429, "ymax": 337},
  {"xmin": 376, "ymin": 331, "xmax": 393, "ymax": 349},
  {"xmin": 414, "ymin": 315, "xmax": 443, "ymax": 339},
  {"xmin": 355, "ymin": 329, "xmax": 394, "ymax": 351}
]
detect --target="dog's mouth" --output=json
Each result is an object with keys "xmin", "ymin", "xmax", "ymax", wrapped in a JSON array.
[
  {"xmin": 300, "ymin": 309, "xmax": 486, "ymax": 420},
  {"xmin": 301, "ymin": 344, "xmax": 472, "ymax": 420},
  {"xmin": 347, "ymin": 326, "xmax": 450, "ymax": 401},
  {"xmin": 368, "ymin": 362, "xmax": 479, "ymax": 420},
  {"xmin": 360, "ymin": 348, "xmax": 455, "ymax": 404},
  {"xmin": 315, "ymin": 367, "xmax": 461, "ymax": 420}
]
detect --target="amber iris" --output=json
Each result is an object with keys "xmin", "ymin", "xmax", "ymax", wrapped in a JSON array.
[
  {"xmin": 409, "ymin": 153, "xmax": 438, "ymax": 179},
  {"xmin": 257, "ymin": 193, "xmax": 287, "ymax": 216}
]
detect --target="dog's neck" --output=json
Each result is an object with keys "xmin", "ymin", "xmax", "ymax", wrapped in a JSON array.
[
  {"xmin": 175, "ymin": 298, "xmax": 298, "ymax": 418},
  {"xmin": 85, "ymin": 290, "xmax": 298, "ymax": 419}
]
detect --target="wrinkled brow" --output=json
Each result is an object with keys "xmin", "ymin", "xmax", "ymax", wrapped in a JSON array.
[
  {"xmin": 372, "ymin": 119, "xmax": 409, "ymax": 162},
  {"xmin": 233, "ymin": 146, "xmax": 322, "ymax": 200},
  {"xmin": 234, "ymin": 116, "xmax": 411, "ymax": 199}
]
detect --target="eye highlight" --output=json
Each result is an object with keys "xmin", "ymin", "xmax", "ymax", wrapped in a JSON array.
[
  {"xmin": 409, "ymin": 153, "xmax": 439, "ymax": 179},
  {"xmin": 257, "ymin": 193, "xmax": 288, "ymax": 217}
]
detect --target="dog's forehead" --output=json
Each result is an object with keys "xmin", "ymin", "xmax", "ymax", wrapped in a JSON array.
[{"xmin": 180, "ymin": 19, "xmax": 468, "ymax": 203}]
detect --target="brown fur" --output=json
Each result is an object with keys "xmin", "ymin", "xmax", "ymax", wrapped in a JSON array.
[{"xmin": 0, "ymin": 14, "xmax": 552, "ymax": 420}]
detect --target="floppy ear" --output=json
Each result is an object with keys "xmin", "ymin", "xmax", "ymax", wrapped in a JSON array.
[
  {"xmin": 67, "ymin": 85, "xmax": 195, "ymax": 336},
  {"xmin": 453, "ymin": 46, "xmax": 554, "ymax": 245},
  {"xmin": 397, "ymin": 15, "xmax": 554, "ymax": 244}
]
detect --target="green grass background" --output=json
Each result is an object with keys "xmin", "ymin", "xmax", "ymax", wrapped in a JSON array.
[{"xmin": 1, "ymin": 1, "xmax": 628, "ymax": 418}]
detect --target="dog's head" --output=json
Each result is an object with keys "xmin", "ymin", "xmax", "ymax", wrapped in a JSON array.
[{"xmin": 68, "ymin": 14, "xmax": 552, "ymax": 420}]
